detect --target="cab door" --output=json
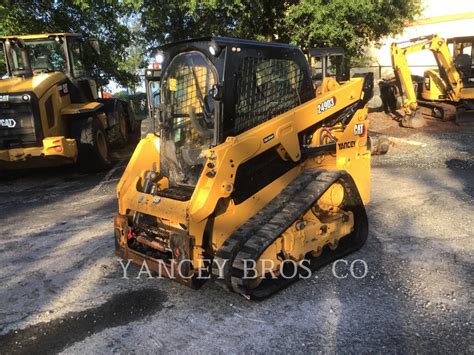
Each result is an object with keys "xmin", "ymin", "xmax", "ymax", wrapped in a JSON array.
[{"xmin": 67, "ymin": 37, "xmax": 98, "ymax": 103}]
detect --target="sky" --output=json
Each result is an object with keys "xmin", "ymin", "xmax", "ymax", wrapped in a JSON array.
[{"xmin": 420, "ymin": 0, "xmax": 474, "ymax": 18}]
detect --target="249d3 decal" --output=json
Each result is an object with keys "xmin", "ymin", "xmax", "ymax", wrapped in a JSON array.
[{"xmin": 317, "ymin": 97, "xmax": 336, "ymax": 114}]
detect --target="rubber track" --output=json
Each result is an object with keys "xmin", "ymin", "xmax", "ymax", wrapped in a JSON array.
[
  {"xmin": 212, "ymin": 169, "xmax": 317, "ymax": 291},
  {"xmin": 212, "ymin": 169, "xmax": 368, "ymax": 300}
]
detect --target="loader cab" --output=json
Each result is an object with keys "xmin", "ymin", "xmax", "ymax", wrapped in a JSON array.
[
  {"xmin": 305, "ymin": 47, "xmax": 347, "ymax": 86},
  {"xmin": 1, "ymin": 33, "xmax": 100, "ymax": 101},
  {"xmin": 2, "ymin": 34, "xmax": 72, "ymax": 77},
  {"xmin": 155, "ymin": 36, "xmax": 314, "ymax": 186}
]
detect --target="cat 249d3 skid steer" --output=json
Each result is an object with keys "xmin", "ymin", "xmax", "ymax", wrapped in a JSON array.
[
  {"xmin": 0, "ymin": 33, "xmax": 141, "ymax": 172},
  {"xmin": 115, "ymin": 37, "xmax": 373, "ymax": 299}
]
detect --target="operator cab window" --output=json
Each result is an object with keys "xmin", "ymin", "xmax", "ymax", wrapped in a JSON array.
[
  {"xmin": 310, "ymin": 55, "xmax": 343, "ymax": 82},
  {"xmin": 453, "ymin": 41, "xmax": 474, "ymax": 84},
  {"xmin": 69, "ymin": 39, "xmax": 86, "ymax": 78},
  {"xmin": 149, "ymin": 81, "xmax": 160, "ymax": 108},
  {"xmin": 10, "ymin": 46, "xmax": 26, "ymax": 74},
  {"xmin": 310, "ymin": 57, "xmax": 324, "ymax": 80},
  {"xmin": 24, "ymin": 40, "xmax": 66, "ymax": 74},
  {"xmin": 160, "ymin": 51, "xmax": 217, "ymax": 186},
  {"xmin": 326, "ymin": 55, "xmax": 342, "ymax": 77},
  {"xmin": 0, "ymin": 43, "xmax": 7, "ymax": 78}
]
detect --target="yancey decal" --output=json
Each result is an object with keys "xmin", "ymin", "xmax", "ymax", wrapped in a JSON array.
[
  {"xmin": 338, "ymin": 141, "xmax": 355, "ymax": 150},
  {"xmin": 317, "ymin": 97, "xmax": 336, "ymax": 114}
]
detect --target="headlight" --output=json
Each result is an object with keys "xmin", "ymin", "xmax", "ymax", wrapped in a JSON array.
[
  {"xmin": 209, "ymin": 45, "xmax": 216, "ymax": 56},
  {"xmin": 155, "ymin": 51, "xmax": 164, "ymax": 64},
  {"xmin": 209, "ymin": 41, "xmax": 222, "ymax": 57},
  {"xmin": 2, "ymin": 94, "xmax": 33, "ymax": 104}
]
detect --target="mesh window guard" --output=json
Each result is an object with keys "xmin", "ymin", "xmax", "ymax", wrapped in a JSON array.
[
  {"xmin": 170, "ymin": 66, "xmax": 209, "ymax": 118},
  {"xmin": 162, "ymin": 52, "xmax": 215, "ymax": 145},
  {"xmin": 234, "ymin": 57, "xmax": 303, "ymax": 134}
]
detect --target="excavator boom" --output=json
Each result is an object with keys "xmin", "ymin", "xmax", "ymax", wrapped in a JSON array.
[{"xmin": 387, "ymin": 34, "xmax": 474, "ymax": 126}]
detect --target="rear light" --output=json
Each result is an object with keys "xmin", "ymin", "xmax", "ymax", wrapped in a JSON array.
[{"xmin": 54, "ymin": 146, "xmax": 63, "ymax": 153}]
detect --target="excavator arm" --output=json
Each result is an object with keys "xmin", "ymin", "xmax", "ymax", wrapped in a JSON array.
[{"xmin": 390, "ymin": 34, "xmax": 464, "ymax": 117}]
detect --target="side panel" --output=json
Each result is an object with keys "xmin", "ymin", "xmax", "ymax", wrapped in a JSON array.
[{"xmin": 38, "ymin": 82, "xmax": 71, "ymax": 138}]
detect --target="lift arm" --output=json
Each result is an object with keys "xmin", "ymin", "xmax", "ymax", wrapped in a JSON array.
[{"xmin": 391, "ymin": 34, "xmax": 464, "ymax": 116}]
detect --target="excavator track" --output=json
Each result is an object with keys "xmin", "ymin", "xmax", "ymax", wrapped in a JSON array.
[{"xmin": 212, "ymin": 169, "xmax": 368, "ymax": 300}]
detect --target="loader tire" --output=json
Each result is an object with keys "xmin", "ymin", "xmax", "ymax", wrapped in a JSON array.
[
  {"xmin": 71, "ymin": 116, "xmax": 111, "ymax": 172},
  {"xmin": 129, "ymin": 119, "xmax": 142, "ymax": 146},
  {"xmin": 107, "ymin": 103, "xmax": 128, "ymax": 148}
]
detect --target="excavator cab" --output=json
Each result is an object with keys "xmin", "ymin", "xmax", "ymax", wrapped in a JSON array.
[{"xmin": 448, "ymin": 36, "xmax": 474, "ymax": 86}]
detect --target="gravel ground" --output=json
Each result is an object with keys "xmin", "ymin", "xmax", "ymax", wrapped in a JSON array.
[
  {"xmin": 0, "ymin": 114, "xmax": 472, "ymax": 354},
  {"xmin": 370, "ymin": 111, "xmax": 474, "ymax": 169}
]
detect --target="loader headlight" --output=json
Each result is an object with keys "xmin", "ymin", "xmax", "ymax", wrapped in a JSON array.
[
  {"xmin": 209, "ymin": 41, "xmax": 222, "ymax": 57},
  {"xmin": 209, "ymin": 45, "xmax": 216, "ymax": 56},
  {"xmin": 22, "ymin": 94, "xmax": 30, "ymax": 102},
  {"xmin": 155, "ymin": 51, "xmax": 164, "ymax": 64}
]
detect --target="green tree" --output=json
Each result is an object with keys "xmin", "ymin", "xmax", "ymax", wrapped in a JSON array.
[
  {"xmin": 0, "ymin": 0, "xmax": 141, "ymax": 87},
  {"xmin": 1, "ymin": 0, "xmax": 422, "ymax": 83},
  {"xmin": 140, "ymin": 0, "xmax": 234, "ymax": 47},
  {"xmin": 140, "ymin": 0, "xmax": 298, "ymax": 45},
  {"xmin": 284, "ymin": 0, "xmax": 422, "ymax": 64},
  {"xmin": 139, "ymin": 0, "xmax": 421, "ymax": 64}
]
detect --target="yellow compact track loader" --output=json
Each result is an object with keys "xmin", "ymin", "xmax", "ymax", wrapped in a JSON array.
[
  {"xmin": 381, "ymin": 34, "xmax": 474, "ymax": 127},
  {"xmin": 0, "ymin": 33, "xmax": 141, "ymax": 172},
  {"xmin": 115, "ymin": 37, "xmax": 373, "ymax": 299}
]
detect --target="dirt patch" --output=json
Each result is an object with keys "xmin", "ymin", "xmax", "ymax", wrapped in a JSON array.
[{"xmin": 368, "ymin": 110, "xmax": 461, "ymax": 137}]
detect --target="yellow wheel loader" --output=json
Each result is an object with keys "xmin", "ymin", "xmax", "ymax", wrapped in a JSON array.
[
  {"xmin": 381, "ymin": 34, "xmax": 474, "ymax": 127},
  {"xmin": 0, "ymin": 33, "xmax": 142, "ymax": 172},
  {"xmin": 115, "ymin": 37, "xmax": 373, "ymax": 299}
]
